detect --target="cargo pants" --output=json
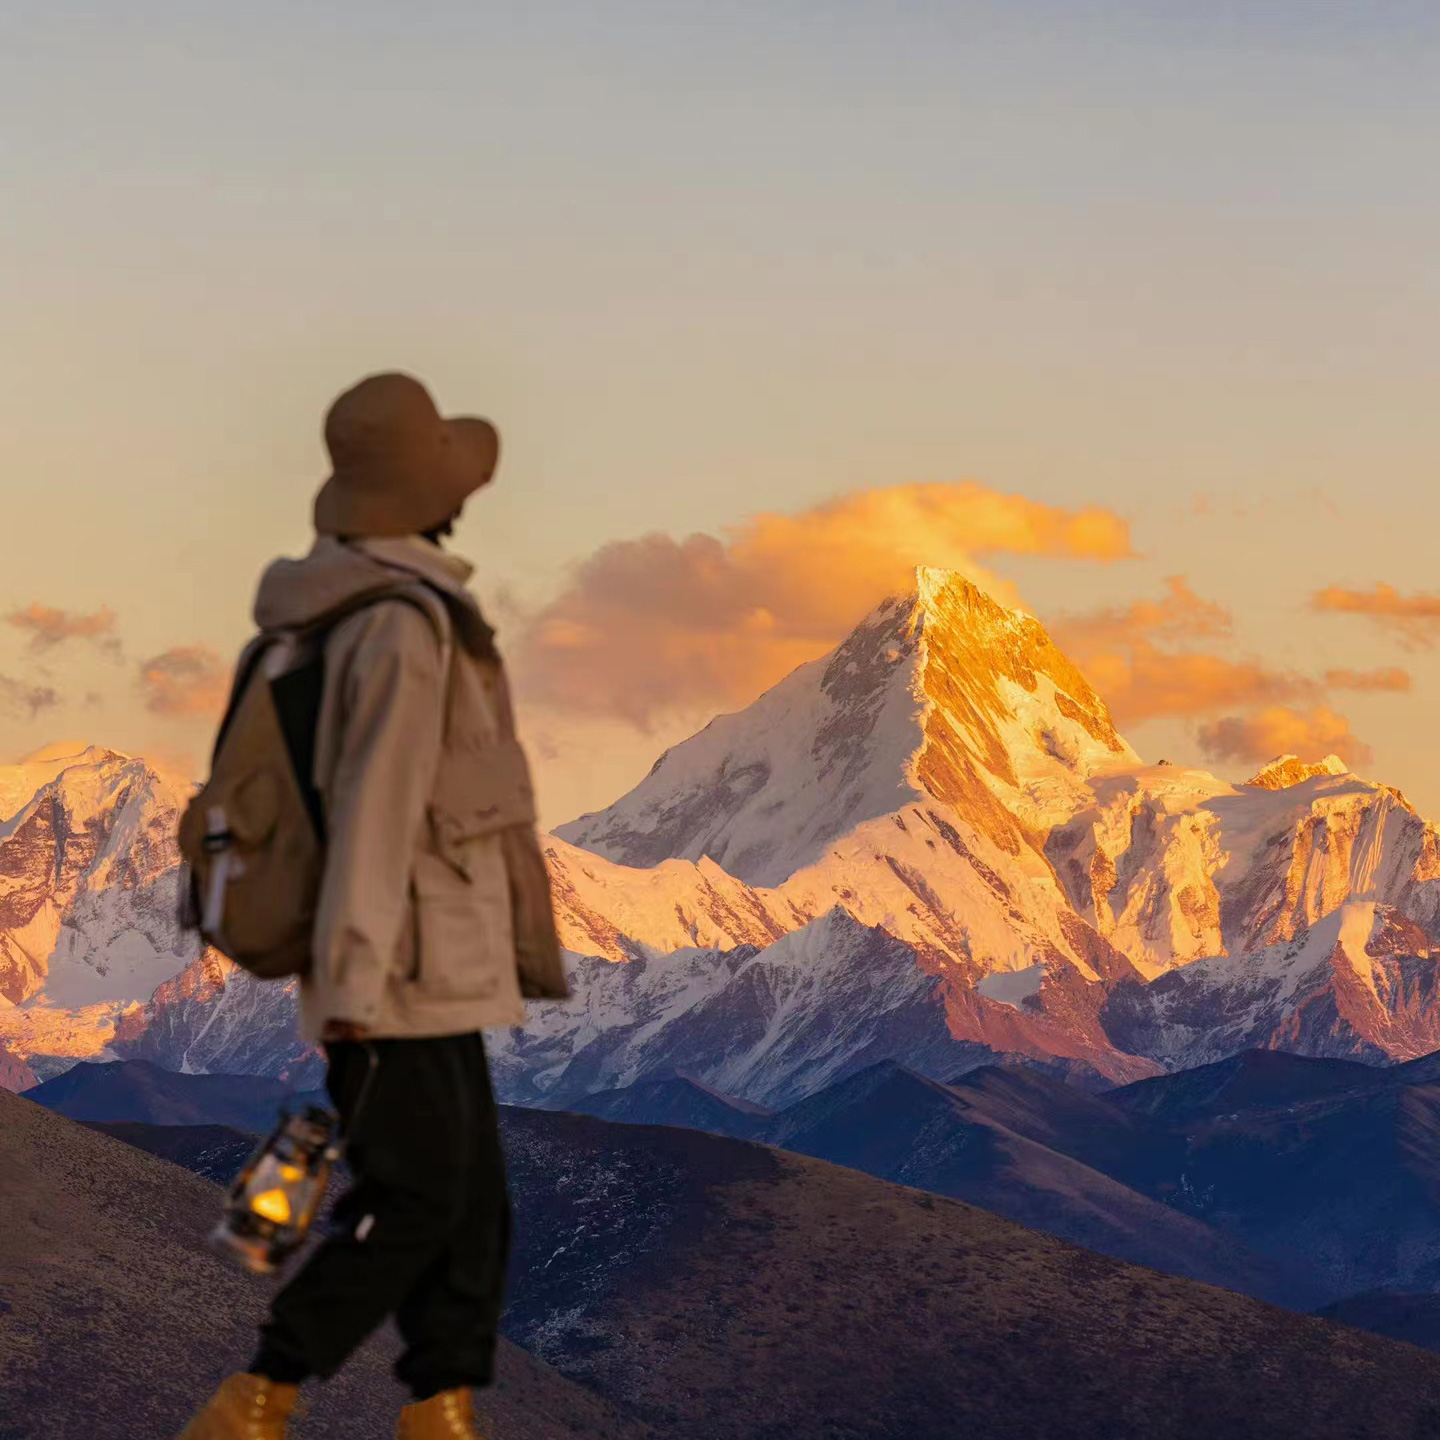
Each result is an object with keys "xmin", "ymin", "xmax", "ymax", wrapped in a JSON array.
[{"xmin": 256, "ymin": 1032, "xmax": 511, "ymax": 1399}]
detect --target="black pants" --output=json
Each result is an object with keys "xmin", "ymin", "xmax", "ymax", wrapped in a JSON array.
[{"xmin": 256, "ymin": 1033, "xmax": 511, "ymax": 1398}]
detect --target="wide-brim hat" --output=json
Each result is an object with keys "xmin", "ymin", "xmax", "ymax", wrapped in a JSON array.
[{"xmin": 313, "ymin": 372, "xmax": 500, "ymax": 538}]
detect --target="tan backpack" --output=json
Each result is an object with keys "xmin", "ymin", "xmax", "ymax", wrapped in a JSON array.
[{"xmin": 178, "ymin": 586, "xmax": 443, "ymax": 979}]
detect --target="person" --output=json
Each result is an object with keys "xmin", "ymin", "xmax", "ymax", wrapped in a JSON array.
[{"xmin": 179, "ymin": 372, "xmax": 570, "ymax": 1440}]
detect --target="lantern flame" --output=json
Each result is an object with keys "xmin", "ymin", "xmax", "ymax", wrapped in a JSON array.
[{"xmin": 250, "ymin": 1188, "xmax": 293, "ymax": 1225}]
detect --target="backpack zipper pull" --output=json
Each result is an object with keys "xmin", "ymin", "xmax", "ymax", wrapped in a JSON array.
[{"xmin": 201, "ymin": 804, "xmax": 236, "ymax": 940}]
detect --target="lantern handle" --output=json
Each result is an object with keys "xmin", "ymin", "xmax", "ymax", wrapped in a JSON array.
[{"xmin": 338, "ymin": 1040, "xmax": 381, "ymax": 1150}]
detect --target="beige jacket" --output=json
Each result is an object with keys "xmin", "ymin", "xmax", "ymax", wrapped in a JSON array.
[{"xmin": 251, "ymin": 535, "xmax": 568, "ymax": 1042}]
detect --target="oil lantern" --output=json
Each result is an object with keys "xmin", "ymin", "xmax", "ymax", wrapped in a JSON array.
[{"xmin": 212, "ymin": 1105, "xmax": 341, "ymax": 1274}]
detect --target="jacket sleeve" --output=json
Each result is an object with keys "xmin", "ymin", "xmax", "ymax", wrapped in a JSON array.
[{"xmin": 312, "ymin": 601, "xmax": 447, "ymax": 1025}]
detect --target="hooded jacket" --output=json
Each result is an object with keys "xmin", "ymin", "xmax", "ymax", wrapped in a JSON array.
[{"xmin": 251, "ymin": 535, "xmax": 568, "ymax": 1042}]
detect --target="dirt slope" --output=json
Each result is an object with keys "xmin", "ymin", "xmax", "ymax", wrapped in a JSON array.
[
  {"xmin": 0, "ymin": 1089, "xmax": 646, "ymax": 1440},
  {"xmin": 501, "ymin": 1107, "xmax": 1440, "ymax": 1440}
]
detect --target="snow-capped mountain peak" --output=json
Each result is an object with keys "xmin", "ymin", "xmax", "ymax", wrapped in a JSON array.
[
  {"xmin": 0, "ymin": 742, "xmax": 129, "ymax": 824},
  {"xmin": 556, "ymin": 569, "xmax": 1136, "ymax": 887},
  {"xmin": 1247, "ymin": 754, "xmax": 1351, "ymax": 791}
]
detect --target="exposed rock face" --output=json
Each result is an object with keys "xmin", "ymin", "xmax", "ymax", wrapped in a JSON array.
[
  {"xmin": 1249, "ymin": 753, "xmax": 1350, "ymax": 791},
  {"xmin": 0, "ymin": 1038, "xmax": 37, "ymax": 1092},
  {"xmin": 1045, "ymin": 766, "xmax": 1440, "ymax": 980},
  {"xmin": 489, "ymin": 907, "xmax": 1158, "ymax": 1110},
  {"xmin": 1103, "ymin": 901, "xmax": 1440, "ymax": 1071}
]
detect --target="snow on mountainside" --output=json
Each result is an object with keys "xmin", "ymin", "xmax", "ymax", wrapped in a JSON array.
[
  {"xmin": 1103, "ymin": 900, "xmax": 1440, "ymax": 1070},
  {"xmin": 0, "ymin": 744, "xmax": 193, "ymax": 1007},
  {"xmin": 8, "ymin": 568, "xmax": 1440, "ymax": 1101},
  {"xmin": 534, "ymin": 569, "xmax": 1440, "ymax": 1093},
  {"xmin": 111, "ymin": 950, "xmax": 320, "ymax": 1084},
  {"xmin": 1046, "ymin": 762, "xmax": 1440, "ymax": 978},
  {"xmin": 489, "ymin": 906, "xmax": 1133, "ymax": 1110}
]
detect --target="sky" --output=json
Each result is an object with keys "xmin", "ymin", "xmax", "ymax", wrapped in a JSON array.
[{"xmin": 3, "ymin": 1, "xmax": 1440, "ymax": 827}]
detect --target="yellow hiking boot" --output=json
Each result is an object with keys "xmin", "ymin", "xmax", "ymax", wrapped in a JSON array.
[
  {"xmin": 396, "ymin": 1387, "xmax": 488, "ymax": 1438},
  {"xmin": 177, "ymin": 1373, "xmax": 300, "ymax": 1439}
]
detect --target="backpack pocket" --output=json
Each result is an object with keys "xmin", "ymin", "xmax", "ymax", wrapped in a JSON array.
[{"xmin": 177, "ymin": 668, "xmax": 324, "ymax": 980}]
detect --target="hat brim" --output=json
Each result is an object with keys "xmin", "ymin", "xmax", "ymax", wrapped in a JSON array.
[{"xmin": 314, "ymin": 415, "xmax": 500, "ymax": 538}]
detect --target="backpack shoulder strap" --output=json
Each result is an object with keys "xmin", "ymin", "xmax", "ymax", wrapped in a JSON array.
[
  {"xmin": 211, "ymin": 584, "xmax": 451, "ymax": 768},
  {"xmin": 305, "ymin": 583, "xmax": 459, "ymax": 733},
  {"xmin": 210, "ymin": 634, "xmax": 277, "ymax": 765}
]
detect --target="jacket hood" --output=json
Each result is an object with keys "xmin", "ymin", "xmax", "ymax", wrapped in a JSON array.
[{"xmin": 254, "ymin": 537, "xmax": 496, "ymax": 654}]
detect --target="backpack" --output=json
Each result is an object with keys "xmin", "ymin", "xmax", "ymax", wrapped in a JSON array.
[{"xmin": 177, "ymin": 586, "xmax": 444, "ymax": 979}]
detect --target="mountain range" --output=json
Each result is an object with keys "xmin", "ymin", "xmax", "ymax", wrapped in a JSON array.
[
  {"xmin": 584, "ymin": 1045, "xmax": 1440, "ymax": 1313},
  {"xmin": 22, "ymin": 1055, "xmax": 328, "ymax": 1130},
  {"xmin": 23, "ymin": 1048, "xmax": 1440, "ymax": 1337},
  {"xmin": 5, "ymin": 568, "xmax": 1440, "ymax": 1106}
]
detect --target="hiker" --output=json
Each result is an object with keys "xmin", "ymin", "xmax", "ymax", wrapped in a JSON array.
[{"xmin": 178, "ymin": 373, "xmax": 570, "ymax": 1440}]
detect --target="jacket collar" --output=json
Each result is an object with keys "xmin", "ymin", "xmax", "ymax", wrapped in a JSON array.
[
  {"xmin": 353, "ymin": 535, "xmax": 476, "ymax": 594},
  {"xmin": 254, "ymin": 536, "xmax": 496, "ymax": 657},
  {"xmin": 351, "ymin": 537, "xmax": 498, "ymax": 657}
]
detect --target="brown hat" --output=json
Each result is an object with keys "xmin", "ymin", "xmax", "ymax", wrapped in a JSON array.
[{"xmin": 313, "ymin": 372, "xmax": 500, "ymax": 538}]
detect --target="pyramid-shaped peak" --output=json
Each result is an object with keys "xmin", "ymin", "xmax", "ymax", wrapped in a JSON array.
[
  {"xmin": 893, "ymin": 570, "xmax": 1128, "ymax": 760},
  {"xmin": 1, "ymin": 741, "xmax": 190, "ymax": 836},
  {"xmin": 558, "ymin": 561, "xmax": 1139, "ymax": 886},
  {"xmin": 1, "ymin": 743, "xmax": 128, "ymax": 826},
  {"xmin": 913, "ymin": 567, "xmax": 1025, "ymax": 623},
  {"xmin": 915, "ymin": 565, "xmax": 984, "ymax": 599}
]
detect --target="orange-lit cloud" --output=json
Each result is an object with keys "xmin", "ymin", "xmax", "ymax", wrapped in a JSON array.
[
  {"xmin": 1053, "ymin": 578, "xmax": 1313, "ymax": 727},
  {"xmin": 5, "ymin": 603, "xmax": 121, "ymax": 656},
  {"xmin": 514, "ymin": 482, "xmax": 1134, "ymax": 727},
  {"xmin": 0, "ymin": 675, "xmax": 60, "ymax": 718},
  {"xmin": 1079, "ymin": 645, "xmax": 1316, "ymax": 727},
  {"xmin": 1324, "ymin": 667, "xmax": 1413, "ymax": 693},
  {"xmin": 138, "ymin": 647, "xmax": 228, "ymax": 718},
  {"xmin": 1313, "ymin": 583, "xmax": 1440, "ymax": 649},
  {"xmin": 1198, "ymin": 706, "xmax": 1373, "ymax": 769},
  {"xmin": 1054, "ymin": 581, "xmax": 1403, "ymax": 767},
  {"xmin": 1052, "ymin": 576, "xmax": 1231, "ymax": 654}
]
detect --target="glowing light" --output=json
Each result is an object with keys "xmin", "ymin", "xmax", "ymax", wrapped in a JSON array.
[{"xmin": 249, "ymin": 1188, "xmax": 293, "ymax": 1225}]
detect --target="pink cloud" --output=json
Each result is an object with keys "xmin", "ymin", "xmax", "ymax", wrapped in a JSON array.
[
  {"xmin": 1198, "ymin": 706, "xmax": 1372, "ymax": 769},
  {"xmin": 138, "ymin": 647, "xmax": 228, "ymax": 718},
  {"xmin": 1053, "ymin": 578, "xmax": 1312, "ymax": 727},
  {"xmin": 1324, "ymin": 667, "xmax": 1413, "ymax": 694},
  {"xmin": 0, "ymin": 675, "xmax": 60, "ymax": 718},
  {"xmin": 6, "ymin": 603, "xmax": 121, "ymax": 656}
]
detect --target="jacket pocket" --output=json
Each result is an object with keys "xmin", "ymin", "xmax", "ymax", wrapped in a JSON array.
[
  {"xmin": 411, "ymin": 836, "xmax": 513, "ymax": 1002},
  {"xmin": 430, "ymin": 737, "xmax": 537, "ymax": 850}
]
